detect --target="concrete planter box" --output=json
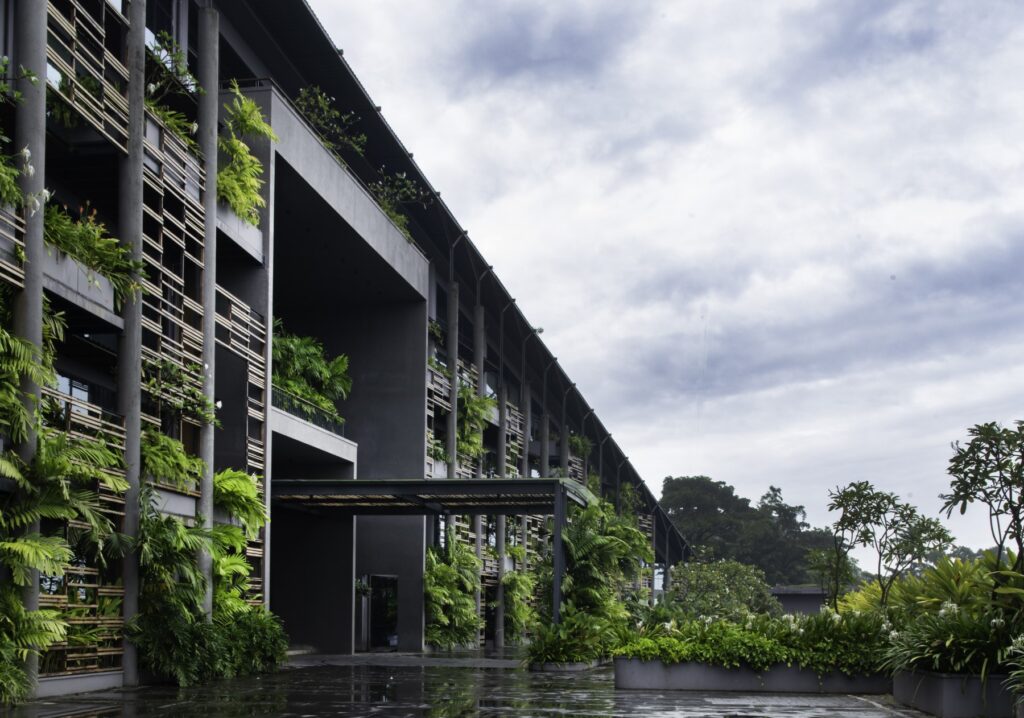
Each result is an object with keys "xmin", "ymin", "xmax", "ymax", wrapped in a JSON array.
[
  {"xmin": 894, "ymin": 670, "xmax": 1014, "ymax": 718},
  {"xmin": 530, "ymin": 658, "xmax": 608, "ymax": 673},
  {"xmin": 614, "ymin": 657, "xmax": 890, "ymax": 693},
  {"xmin": 41, "ymin": 248, "xmax": 122, "ymax": 328},
  {"xmin": 216, "ymin": 201, "xmax": 263, "ymax": 262}
]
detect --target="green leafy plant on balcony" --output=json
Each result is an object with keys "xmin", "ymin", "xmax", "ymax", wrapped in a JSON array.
[
  {"xmin": 428, "ymin": 432, "xmax": 450, "ymax": 463},
  {"xmin": 272, "ymin": 319, "xmax": 351, "ymax": 426},
  {"xmin": 456, "ymin": 384, "xmax": 495, "ymax": 459},
  {"xmin": 294, "ymin": 85, "xmax": 366, "ymax": 158},
  {"xmin": 140, "ymin": 428, "xmax": 205, "ymax": 492},
  {"xmin": 213, "ymin": 468, "xmax": 267, "ymax": 539},
  {"xmin": 217, "ymin": 81, "xmax": 277, "ymax": 226},
  {"xmin": 43, "ymin": 204, "xmax": 144, "ymax": 305},
  {"xmin": 368, "ymin": 168, "xmax": 432, "ymax": 242},
  {"xmin": 567, "ymin": 432, "xmax": 592, "ymax": 459},
  {"xmin": 145, "ymin": 31, "xmax": 202, "ymax": 153}
]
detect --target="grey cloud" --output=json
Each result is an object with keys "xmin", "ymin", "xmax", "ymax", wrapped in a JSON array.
[{"xmin": 449, "ymin": 2, "xmax": 653, "ymax": 90}]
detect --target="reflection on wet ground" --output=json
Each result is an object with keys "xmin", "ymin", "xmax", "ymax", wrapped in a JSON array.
[{"xmin": 15, "ymin": 654, "xmax": 927, "ymax": 718}]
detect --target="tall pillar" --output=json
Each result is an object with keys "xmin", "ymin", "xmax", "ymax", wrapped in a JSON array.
[
  {"xmin": 338, "ymin": 514, "xmax": 356, "ymax": 655},
  {"xmin": 445, "ymin": 282, "xmax": 458, "ymax": 478},
  {"xmin": 118, "ymin": 0, "xmax": 146, "ymax": 687},
  {"xmin": 540, "ymin": 411, "xmax": 549, "ymax": 477},
  {"xmin": 663, "ymin": 530, "xmax": 672, "ymax": 593},
  {"xmin": 197, "ymin": 3, "xmax": 220, "ymax": 618},
  {"xmin": 552, "ymin": 485, "xmax": 565, "ymax": 624},
  {"xmin": 13, "ymin": 1, "xmax": 48, "ymax": 689},
  {"xmin": 472, "ymin": 303, "xmax": 485, "ymax": 627},
  {"xmin": 519, "ymin": 381, "xmax": 530, "ymax": 570},
  {"xmin": 495, "ymin": 382, "xmax": 507, "ymax": 649},
  {"xmin": 559, "ymin": 403, "xmax": 570, "ymax": 478}
]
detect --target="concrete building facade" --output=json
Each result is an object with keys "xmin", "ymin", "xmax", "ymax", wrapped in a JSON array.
[{"xmin": 0, "ymin": 0, "xmax": 687, "ymax": 698}]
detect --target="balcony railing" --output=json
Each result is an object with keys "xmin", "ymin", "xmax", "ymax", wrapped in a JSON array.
[{"xmin": 272, "ymin": 386, "xmax": 345, "ymax": 437}]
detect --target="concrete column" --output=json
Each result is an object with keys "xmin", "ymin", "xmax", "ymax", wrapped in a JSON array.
[
  {"xmin": 663, "ymin": 529, "xmax": 672, "ymax": 593},
  {"xmin": 472, "ymin": 303, "xmax": 484, "ymax": 628},
  {"xmin": 495, "ymin": 382, "xmax": 507, "ymax": 649},
  {"xmin": 519, "ymin": 381, "xmax": 530, "ymax": 571},
  {"xmin": 338, "ymin": 513, "xmax": 356, "ymax": 655},
  {"xmin": 13, "ymin": 1, "xmax": 47, "ymax": 689},
  {"xmin": 117, "ymin": 0, "xmax": 146, "ymax": 687},
  {"xmin": 650, "ymin": 516, "xmax": 657, "ymax": 605},
  {"xmin": 197, "ymin": 4, "xmax": 219, "ymax": 618},
  {"xmin": 446, "ymin": 282, "xmax": 458, "ymax": 478},
  {"xmin": 552, "ymin": 485, "xmax": 565, "ymax": 624},
  {"xmin": 559, "ymin": 404, "xmax": 570, "ymax": 478},
  {"xmin": 540, "ymin": 411, "xmax": 549, "ymax": 477}
]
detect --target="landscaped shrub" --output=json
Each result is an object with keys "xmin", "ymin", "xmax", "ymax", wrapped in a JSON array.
[
  {"xmin": 616, "ymin": 610, "xmax": 889, "ymax": 677},
  {"xmin": 666, "ymin": 559, "xmax": 781, "ymax": 620},
  {"xmin": 140, "ymin": 428, "xmax": 205, "ymax": 491},
  {"xmin": 424, "ymin": 527, "xmax": 482, "ymax": 649}
]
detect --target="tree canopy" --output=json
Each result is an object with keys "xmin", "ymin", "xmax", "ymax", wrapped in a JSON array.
[{"xmin": 660, "ymin": 476, "xmax": 831, "ymax": 585}]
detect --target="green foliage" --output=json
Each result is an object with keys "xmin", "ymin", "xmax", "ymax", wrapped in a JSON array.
[
  {"xmin": 424, "ymin": 528, "xmax": 482, "ymax": 649},
  {"xmin": 503, "ymin": 567, "xmax": 536, "ymax": 641},
  {"xmin": 660, "ymin": 476, "xmax": 832, "ymax": 586},
  {"xmin": 146, "ymin": 100, "xmax": 198, "ymax": 154},
  {"xmin": 427, "ymin": 432, "xmax": 449, "ymax": 463},
  {"xmin": 213, "ymin": 469, "xmax": 267, "ymax": 539},
  {"xmin": 616, "ymin": 610, "xmax": 888, "ymax": 677},
  {"xmin": 128, "ymin": 487, "xmax": 286, "ymax": 686},
  {"xmin": 143, "ymin": 358, "xmax": 218, "ymax": 426},
  {"xmin": 0, "ymin": 149, "xmax": 25, "ymax": 208},
  {"xmin": 666, "ymin": 559, "xmax": 781, "ymax": 620},
  {"xmin": 146, "ymin": 31, "xmax": 201, "ymax": 104},
  {"xmin": 369, "ymin": 169, "xmax": 432, "ymax": 242},
  {"xmin": 272, "ymin": 319, "xmax": 352, "ymax": 424},
  {"xmin": 531, "ymin": 499, "xmax": 652, "ymax": 663},
  {"xmin": 881, "ymin": 606, "xmax": 1011, "ymax": 681},
  {"xmin": 943, "ymin": 421, "xmax": 1024, "ymax": 574},
  {"xmin": 217, "ymin": 81, "xmax": 277, "ymax": 225},
  {"xmin": 567, "ymin": 433, "xmax": 592, "ymax": 459},
  {"xmin": 140, "ymin": 428, "xmax": 205, "ymax": 491},
  {"xmin": 829, "ymin": 481, "xmax": 952, "ymax": 606},
  {"xmin": 294, "ymin": 85, "xmax": 366, "ymax": 157},
  {"xmin": 43, "ymin": 204, "xmax": 143, "ymax": 305},
  {"xmin": 456, "ymin": 384, "xmax": 494, "ymax": 458},
  {"xmin": 0, "ymin": 586, "xmax": 66, "ymax": 704}
]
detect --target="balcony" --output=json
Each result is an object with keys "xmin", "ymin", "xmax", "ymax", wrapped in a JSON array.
[{"xmin": 270, "ymin": 387, "xmax": 357, "ymax": 465}]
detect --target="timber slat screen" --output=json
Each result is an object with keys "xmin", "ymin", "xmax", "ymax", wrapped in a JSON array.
[
  {"xmin": 46, "ymin": 0, "xmax": 130, "ymax": 152},
  {"xmin": 39, "ymin": 389, "xmax": 128, "ymax": 677},
  {"xmin": 0, "ymin": 206, "xmax": 26, "ymax": 288},
  {"xmin": 214, "ymin": 285, "xmax": 268, "ymax": 603}
]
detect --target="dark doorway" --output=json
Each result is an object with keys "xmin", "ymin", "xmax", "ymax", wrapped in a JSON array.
[{"xmin": 369, "ymin": 575, "xmax": 399, "ymax": 650}]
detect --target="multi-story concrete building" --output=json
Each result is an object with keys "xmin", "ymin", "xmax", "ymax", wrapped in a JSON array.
[{"xmin": 0, "ymin": 0, "xmax": 687, "ymax": 698}]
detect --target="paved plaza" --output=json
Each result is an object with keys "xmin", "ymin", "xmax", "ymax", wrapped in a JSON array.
[{"xmin": 15, "ymin": 653, "xmax": 928, "ymax": 718}]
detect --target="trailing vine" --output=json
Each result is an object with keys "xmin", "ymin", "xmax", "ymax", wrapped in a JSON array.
[
  {"xmin": 217, "ymin": 81, "xmax": 277, "ymax": 225},
  {"xmin": 144, "ymin": 31, "xmax": 201, "ymax": 154},
  {"xmin": 140, "ymin": 428, "xmax": 204, "ymax": 492}
]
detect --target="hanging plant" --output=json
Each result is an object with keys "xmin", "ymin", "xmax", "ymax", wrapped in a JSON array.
[
  {"xmin": 456, "ymin": 384, "xmax": 495, "ymax": 459},
  {"xmin": 368, "ymin": 168, "xmax": 432, "ymax": 243},
  {"xmin": 140, "ymin": 428, "xmax": 205, "ymax": 491},
  {"xmin": 217, "ymin": 81, "xmax": 277, "ymax": 225},
  {"xmin": 142, "ymin": 358, "xmax": 218, "ymax": 426},
  {"xmin": 568, "ymin": 433, "xmax": 592, "ymax": 459},
  {"xmin": 144, "ymin": 31, "xmax": 202, "ymax": 153},
  {"xmin": 213, "ymin": 468, "xmax": 267, "ymax": 539},
  {"xmin": 43, "ymin": 204, "xmax": 143, "ymax": 305}
]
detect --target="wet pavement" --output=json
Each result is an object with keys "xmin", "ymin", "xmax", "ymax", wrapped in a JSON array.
[{"xmin": 15, "ymin": 653, "xmax": 928, "ymax": 717}]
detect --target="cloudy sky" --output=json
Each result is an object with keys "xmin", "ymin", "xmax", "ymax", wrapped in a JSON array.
[{"xmin": 309, "ymin": 0, "xmax": 1024, "ymax": 552}]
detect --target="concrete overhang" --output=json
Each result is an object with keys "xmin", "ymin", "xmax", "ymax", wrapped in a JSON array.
[
  {"xmin": 233, "ymin": 83, "xmax": 428, "ymax": 301},
  {"xmin": 271, "ymin": 405, "xmax": 358, "ymax": 464}
]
